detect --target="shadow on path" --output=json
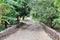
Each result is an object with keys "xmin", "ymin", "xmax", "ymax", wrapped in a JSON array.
[{"xmin": 0, "ymin": 19, "xmax": 52, "ymax": 40}]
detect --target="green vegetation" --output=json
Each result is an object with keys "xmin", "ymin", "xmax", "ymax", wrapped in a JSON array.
[
  {"xmin": 0, "ymin": 0, "xmax": 60, "ymax": 31},
  {"xmin": 0, "ymin": 0, "xmax": 31, "ymax": 30},
  {"xmin": 0, "ymin": 27, "xmax": 5, "ymax": 31},
  {"xmin": 30, "ymin": 0, "xmax": 60, "ymax": 28},
  {"xmin": 0, "ymin": 25, "xmax": 5, "ymax": 31},
  {"xmin": 1, "ymin": 0, "xmax": 31, "ymax": 25}
]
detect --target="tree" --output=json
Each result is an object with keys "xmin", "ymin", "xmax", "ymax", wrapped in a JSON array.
[
  {"xmin": 54, "ymin": 0, "xmax": 60, "ymax": 12},
  {"xmin": 0, "ymin": 0, "xmax": 5, "ymax": 24},
  {"xmin": 12, "ymin": 0, "xmax": 31, "ymax": 20},
  {"xmin": 1, "ymin": 0, "xmax": 31, "ymax": 25},
  {"xmin": 30, "ymin": 0, "xmax": 59, "ymax": 27}
]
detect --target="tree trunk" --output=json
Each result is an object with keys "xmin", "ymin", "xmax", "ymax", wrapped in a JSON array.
[
  {"xmin": 49, "ymin": 18, "xmax": 54, "ymax": 28},
  {"xmin": 5, "ymin": 21, "xmax": 7, "ymax": 28},
  {"xmin": 17, "ymin": 15, "xmax": 19, "ymax": 24},
  {"xmin": 17, "ymin": 15, "xmax": 20, "ymax": 27},
  {"xmin": 22, "ymin": 16, "xmax": 25, "ymax": 20}
]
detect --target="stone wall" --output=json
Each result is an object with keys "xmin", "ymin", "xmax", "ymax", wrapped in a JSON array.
[
  {"xmin": 41, "ymin": 23, "xmax": 60, "ymax": 40},
  {"xmin": 0, "ymin": 25, "xmax": 17, "ymax": 37}
]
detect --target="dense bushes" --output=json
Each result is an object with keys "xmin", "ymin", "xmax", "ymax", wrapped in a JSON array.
[
  {"xmin": 0, "ymin": 0, "xmax": 31, "ymax": 25},
  {"xmin": 0, "ymin": 0, "xmax": 60, "ymax": 28},
  {"xmin": 30, "ymin": 0, "xmax": 60, "ymax": 28}
]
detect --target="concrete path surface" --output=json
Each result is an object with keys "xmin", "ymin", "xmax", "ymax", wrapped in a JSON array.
[{"xmin": 0, "ymin": 20, "xmax": 52, "ymax": 40}]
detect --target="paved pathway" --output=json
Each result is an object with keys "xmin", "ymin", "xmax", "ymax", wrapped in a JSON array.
[{"xmin": 1, "ymin": 20, "xmax": 52, "ymax": 40}]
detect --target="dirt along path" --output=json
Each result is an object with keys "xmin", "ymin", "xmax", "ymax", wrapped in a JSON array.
[{"xmin": 0, "ymin": 19, "xmax": 52, "ymax": 40}]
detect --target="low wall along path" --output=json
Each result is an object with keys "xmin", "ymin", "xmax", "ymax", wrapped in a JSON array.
[{"xmin": 41, "ymin": 23, "xmax": 60, "ymax": 40}]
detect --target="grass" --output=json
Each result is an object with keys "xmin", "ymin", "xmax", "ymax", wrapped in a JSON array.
[
  {"xmin": 54, "ymin": 24, "xmax": 60, "ymax": 28},
  {"xmin": 32, "ymin": 17, "xmax": 41, "ymax": 21},
  {"xmin": 0, "ymin": 25, "xmax": 5, "ymax": 31}
]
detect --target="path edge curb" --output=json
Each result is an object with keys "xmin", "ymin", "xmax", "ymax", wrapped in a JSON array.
[
  {"xmin": 40, "ymin": 23, "xmax": 60, "ymax": 40},
  {"xmin": 0, "ymin": 25, "xmax": 17, "ymax": 38}
]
